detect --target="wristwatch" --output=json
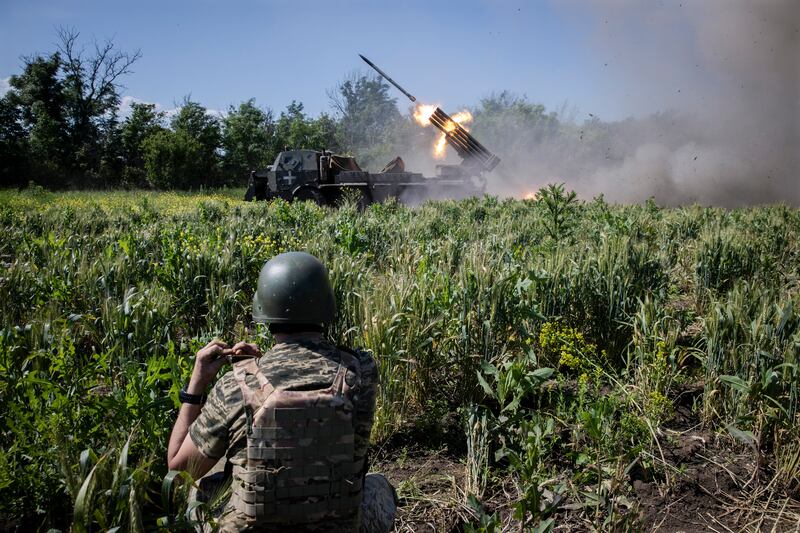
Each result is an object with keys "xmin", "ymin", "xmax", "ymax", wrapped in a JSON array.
[{"xmin": 179, "ymin": 386, "xmax": 207, "ymax": 405}]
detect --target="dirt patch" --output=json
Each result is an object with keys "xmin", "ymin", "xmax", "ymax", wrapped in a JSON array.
[
  {"xmin": 373, "ymin": 416, "xmax": 800, "ymax": 532},
  {"xmin": 373, "ymin": 447, "xmax": 468, "ymax": 533},
  {"xmin": 635, "ymin": 425, "xmax": 800, "ymax": 532},
  {"xmin": 636, "ymin": 431, "xmax": 741, "ymax": 531},
  {"xmin": 370, "ymin": 383, "xmax": 799, "ymax": 532}
]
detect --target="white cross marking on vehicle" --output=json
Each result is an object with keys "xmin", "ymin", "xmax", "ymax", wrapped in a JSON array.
[{"xmin": 284, "ymin": 172, "xmax": 296, "ymax": 185}]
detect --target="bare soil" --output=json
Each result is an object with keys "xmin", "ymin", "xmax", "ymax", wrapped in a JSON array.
[
  {"xmin": 634, "ymin": 399, "xmax": 800, "ymax": 532},
  {"xmin": 374, "ymin": 447, "xmax": 468, "ymax": 533},
  {"xmin": 373, "ymin": 399, "xmax": 800, "ymax": 532}
]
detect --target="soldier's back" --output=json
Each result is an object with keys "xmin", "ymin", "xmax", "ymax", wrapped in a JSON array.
[{"xmin": 209, "ymin": 334, "xmax": 377, "ymax": 533}]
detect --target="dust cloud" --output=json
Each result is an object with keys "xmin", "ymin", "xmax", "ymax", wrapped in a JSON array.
[{"xmin": 475, "ymin": 0, "xmax": 799, "ymax": 206}]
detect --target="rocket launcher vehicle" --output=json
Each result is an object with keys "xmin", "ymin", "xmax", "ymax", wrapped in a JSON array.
[
  {"xmin": 359, "ymin": 54, "xmax": 501, "ymax": 174},
  {"xmin": 243, "ymin": 57, "xmax": 500, "ymax": 206}
]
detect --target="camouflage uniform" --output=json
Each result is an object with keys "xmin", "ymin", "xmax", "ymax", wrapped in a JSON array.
[{"xmin": 189, "ymin": 333, "xmax": 395, "ymax": 532}]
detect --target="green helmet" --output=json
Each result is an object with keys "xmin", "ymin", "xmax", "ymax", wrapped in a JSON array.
[{"xmin": 252, "ymin": 252, "xmax": 336, "ymax": 326}]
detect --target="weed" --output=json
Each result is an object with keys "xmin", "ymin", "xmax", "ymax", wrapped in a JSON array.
[{"xmin": 0, "ymin": 188, "xmax": 797, "ymax": 529}]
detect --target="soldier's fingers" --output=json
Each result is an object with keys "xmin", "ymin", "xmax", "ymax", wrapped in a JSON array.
[
  {"xmin": 212, "ymin": 347, "xmax": 232, "ymax": 356},
  {"xmin": 206, "ymin": 339, "xmax": 229, "ymax": 349},
  {"xmin": 203, "ymin": 344, "xmax": 231, "ymax": 358},
  {"xmin": 232, "ymin": 342, "xmax": 260, "ymax": 355}
]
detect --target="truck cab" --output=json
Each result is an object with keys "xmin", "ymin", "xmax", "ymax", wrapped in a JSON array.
[
  {"xmin": 245, "ymin": 149, "xmax": 369, "ymax": 203},
  {"xmin": 246, "ymin": 150, "xmax": 322, "ymax": 201}
]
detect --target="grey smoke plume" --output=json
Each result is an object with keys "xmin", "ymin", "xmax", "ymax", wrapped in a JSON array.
[{"xmin": 475, "ymin": 0, "xmax": 800, "ymax": 206}]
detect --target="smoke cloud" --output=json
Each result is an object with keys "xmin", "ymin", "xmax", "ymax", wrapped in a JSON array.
[{"xmin": 475, "ymin": 0, "xmax": 799, "ymax": 206}]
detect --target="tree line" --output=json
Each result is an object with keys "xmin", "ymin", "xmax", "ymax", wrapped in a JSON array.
[
  {"xmin": 0, "ymin": 30, "xmax": 412, "ymax": 189},
  {"xmin": 3, "ymin": 30, "xmax": 656, "ymax": 192}
]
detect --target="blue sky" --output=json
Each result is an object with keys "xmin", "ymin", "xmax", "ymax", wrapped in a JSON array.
[{"xmin": 0, "ymin": 0, "xmax": 701, "ymax": 121}]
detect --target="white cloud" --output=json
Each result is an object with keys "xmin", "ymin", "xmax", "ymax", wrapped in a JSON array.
[
  {"xmin": 118, "ymin": 95, "xmax": 144, "ymax": 116},
  {"xmin": 118, "ymin": 95, "xmax": 177, "ymax": 119},
  {"xmin": 118, "ymin": 95, "xmax": 223, "ymax": 120},
  {"xmin": 0, "ymin": 77, "xmax": 11, "ymax": 97},
  {"xmin": 205, "ymin": 108, "xmax": 225, "ymax": 119}
]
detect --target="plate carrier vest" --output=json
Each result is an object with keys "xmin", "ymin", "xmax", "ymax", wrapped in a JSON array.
[{"xmin": 229, "ymin": 351, "xmax": 363, "ymax": 523}]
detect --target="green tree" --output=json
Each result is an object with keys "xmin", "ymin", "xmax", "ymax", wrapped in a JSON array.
[
  {"xmin": 274, "ymin": 100, "xmax": 306, "ymax": 150},
  {"xmin": 56, "ymin": 28, "xmax": 140, "ymax": 184},
  {"xmin": 471, "ymin": 91, "xmax": 560, "ymax": 147},
  {"xmin": 5, "ymin": 53, "xmax": 68, "ymax": 184},
  {"xmin": 96, "ymin": 111, "xmax": 125, "ymax": 187},
  {"xmin": 329, "ymin": 73, "xmax": 401, "ymax": 168},
  {"xmin": 142, "ymin": 129, "xmax": 203, "ymax": 189},
  {"xmin": 221, "ymin": 98, "xmax": 275, "ymax": 181},
  {"xmin": 274, "ymin": 101, "xmax": 338, "ymax": 154},
  {"xmin": 171, "ymin": 100, "xmax": 221, "ymax": 186},
  {"xmin": 308, "ymin": 113, "xmax": 339, "ymax": 152},
  {"xmin": 0, "ymin": 29, "xmax": 140, "ymax": 187},
  {"xmin": 0, "ymin": 95, "xmax": 28, "ymax": 186},
  {"xmin": 120, "ymin": 102, "xmax": 165, "ymax": 187}
]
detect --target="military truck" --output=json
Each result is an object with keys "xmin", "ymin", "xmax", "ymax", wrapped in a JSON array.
[
  {"xmin": 244, "ymin": 54, "xmax": 502, "ymax": 206},
  {"xmin": 243, "ymin": 149, "xmax": 488, "ymax": 206}
]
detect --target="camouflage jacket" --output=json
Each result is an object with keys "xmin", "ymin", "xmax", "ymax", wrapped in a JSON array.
[{"xmin": 189, "ymin": 334, "xmax": 378, "ymax": 532}]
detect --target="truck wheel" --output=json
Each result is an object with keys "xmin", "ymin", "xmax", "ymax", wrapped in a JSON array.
[{"xmin": 293, "ymin": 187, "xmax": 324, "ymax": 206}]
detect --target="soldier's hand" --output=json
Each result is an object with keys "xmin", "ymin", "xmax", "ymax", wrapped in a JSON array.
[
  {"xmin": 188, "ymin": 340, "xmax": 232, "ymax": 393},
  {"xmin": 231, "ymin": 341, "xmax": 262, "ymax": 358}
]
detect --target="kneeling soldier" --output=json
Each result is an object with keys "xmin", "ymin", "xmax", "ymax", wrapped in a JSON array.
[{"xmin": 167, "ymin": 251, "xmax": 396, "ymax": 532}]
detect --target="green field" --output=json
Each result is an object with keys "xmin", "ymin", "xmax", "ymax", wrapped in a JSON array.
[{"xmin": 1, "ymin": 188, "xmax": 798, "ymax": 531}]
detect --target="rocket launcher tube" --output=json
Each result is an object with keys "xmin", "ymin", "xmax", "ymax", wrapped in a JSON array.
[
  {"xmin": 429, "ymin": 108, "xmax": 500, "ymax": 172},
  {"xmin": 430, "ymin": 109, "xmax": 492, "ymax": 158}
]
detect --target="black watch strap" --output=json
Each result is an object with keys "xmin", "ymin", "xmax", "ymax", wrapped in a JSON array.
[{"xmin": 179, "ymin": 386, "xmax": 207, "ymax": 405}]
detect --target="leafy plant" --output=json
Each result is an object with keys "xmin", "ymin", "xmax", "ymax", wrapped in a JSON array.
[
  {"xmin": 0, "ymin": 189, "xmax": 797, "ymax": 530},
  {"xmin": 536, "ymin": 183, "xmax": 579, "ymax": 241},
  {"xmin": 477, "ymin": 353, "xmax": 554, "ymax": 415}
]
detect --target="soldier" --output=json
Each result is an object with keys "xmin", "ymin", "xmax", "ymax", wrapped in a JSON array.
[{"xmin": 167, "ymin": 251, "xmax": 397, "ymax": 532}]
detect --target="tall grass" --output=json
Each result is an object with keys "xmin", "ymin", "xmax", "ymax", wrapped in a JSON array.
[{"xmin": 0, "ymin": 188, "xmax": 797, "ymax": 529}]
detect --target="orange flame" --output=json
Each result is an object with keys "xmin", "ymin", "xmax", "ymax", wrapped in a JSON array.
[
  {"xmin": 434, "ymin": 111, "xmax": 472, "ymax": 159},
  {"xmin": 413, "ymin": 104, "xmax": 474, "ymax": 159},
  {"xmin": 413, "ymin": 104, "xmax": 437, "ymax": 127},
  {"xmin": 523, "ymin": 191, "xmax": 537, "ymax": 200},
  {"xmin": 451, "ymin": 110, "xmax": 473, "ymax": 125},
  {"xmin": 434, "ymin": 135, "xmax": 448, "ymax": 158}
]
